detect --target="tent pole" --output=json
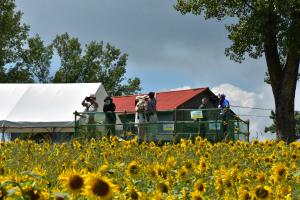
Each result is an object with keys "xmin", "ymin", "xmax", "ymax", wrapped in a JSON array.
[
  {"xmin": 74, "ymin": 111, "xmax": 78, "ymax": 138},
  {"xmin": 1, "ymin": 126, "xmax": 5, "ymax": 142}
]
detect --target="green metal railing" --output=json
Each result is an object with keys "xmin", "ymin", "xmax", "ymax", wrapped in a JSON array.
[{"xmin": 73, "ymin": 108, "xmax": 250, "ymax": 142}]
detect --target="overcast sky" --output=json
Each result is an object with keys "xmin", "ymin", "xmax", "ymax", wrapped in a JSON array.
[{"xmin": 15, "ymin": 0, "xmax": 300, "ymax": 139}]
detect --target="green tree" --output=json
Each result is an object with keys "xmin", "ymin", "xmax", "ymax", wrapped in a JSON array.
[
  {"xmin": 117, "ymin": 78, "xmax": 141, "ymax": 96},
  {"xmin": 22, "ymin": 35, "xmax": 53, "ymax": 83},
  {"xmin": 5, "ymin": 66, "xmax": 33, "ymax": 83},
  {"xmin": 52, "ymin": 33, "xmax": 82, "ymax": 83},
  {"xmin": 175, "ymin": 0, "xmax": 300, "ymax": 142},
  {"xmin": 265, "ymin": 111, "xmax": 300, "ymax": 136},
  {"xmin": 0, "ymin": 0, "xmax": 29, "ymax": 82},
  {"xmin": 53, "ymin": 33, "xmax": 141, "ymax": 96},
  {"xmin": 0, "ymin": 1, "xmax": 141, "ymax": 94}
]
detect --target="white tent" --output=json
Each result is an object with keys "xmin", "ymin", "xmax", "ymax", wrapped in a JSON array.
[{"xmin": 0, "ymin": 83, "xmax": 109, "ymax": 138}]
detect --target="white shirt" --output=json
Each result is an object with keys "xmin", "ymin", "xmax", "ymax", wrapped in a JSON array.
[{"xmin": 86, "ymin": 102, "xmax": 97, "ymax": 112}]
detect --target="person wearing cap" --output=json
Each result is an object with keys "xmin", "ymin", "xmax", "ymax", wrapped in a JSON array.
[
  {"xmin": 219, "ymin": 94, "xmax": 230, "ymax": 109},
  {"xmin": 218, "ymin": 94, "xmax": 231, "ymax": 141},
  {"xmin": 103, "ymin": 96, "xmax": 116, "ymax": 137},
  {"xmin": 82, "ymin": 94, "xmax": 99, "ymax": 136},
  {"xmin": 135, "ymin": 96, "xmax": 146, "ymax": 141},
  {"xmin": 145, "ymin": 92, "xmax": 158, "ymax": 140},
  {"xmin": 82, "ymin": 94, "xmax": 99, "ymax": 112}
]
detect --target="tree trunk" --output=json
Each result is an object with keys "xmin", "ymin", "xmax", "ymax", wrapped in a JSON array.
[
  {"xmin": 275, "ymin": 91, "xmax": 297, "ymax": 143},
  {"xmin": 264, "ymin": 39, "xmax": 299, "ymax": 143}
]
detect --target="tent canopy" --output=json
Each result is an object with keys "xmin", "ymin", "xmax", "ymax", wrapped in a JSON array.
[{"xmin": 0, "ymin": 83, "xmax": 107, "ymax": 132}]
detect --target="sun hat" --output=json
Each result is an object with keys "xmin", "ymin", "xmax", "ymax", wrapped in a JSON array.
[
  {"xmin": 104, "ymin": 96, "xmax": 112, "ymax": 101},
  {"xmin": 89, "ymin": 94, "xmax": 96, "ymax": 99}
]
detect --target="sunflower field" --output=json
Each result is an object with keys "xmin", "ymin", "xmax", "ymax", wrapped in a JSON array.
[{"xmin": 0, "ymin": 137, "xmax": 299, "ymax": 200}]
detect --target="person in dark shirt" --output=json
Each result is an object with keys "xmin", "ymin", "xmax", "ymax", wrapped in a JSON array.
[
  {"xmin": 218, "ymin": 94, "xmax": 230, "ymax": 141},
  {"xmin": 103, "ymin": 96, "xmax": 116, "ymax": 137},
  {"xmin": 198, "ymin": 97, "xmax": 209, "ymax": 138},
  {"xmin": 146, "ymin": 92, "xmax": 158, "ymax": 122},
  {"xmin": 199, "ymin": 97, "xmax": 208, "ymax": 109},
  {"xmin": 146, "ymin": 92, "xmax": 158, "ymax": 140}
]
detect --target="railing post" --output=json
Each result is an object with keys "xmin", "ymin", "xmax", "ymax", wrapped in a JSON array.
[
  {"xmin": 215, "ymin": 120, "xmax": 218, "ymax": 143},
  {"xmin": 174, "ymin": 109, "xmax": 177, "ymax": 140},
  {"xmin": 1, "ymin": 125, "xmax": 5, "ymax": 142},
  {"xmin": 73, "ymin": 111, "xmax": 78, "ymax": 138},
  {"xmin": 247, "ymin": 120, "xmax": 250, "ymax": 142}
]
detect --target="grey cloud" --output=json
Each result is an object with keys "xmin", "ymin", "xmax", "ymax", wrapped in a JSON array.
[
  {"xmin": 16, "ymin": 0, "xmax": 228, "ymax": 60},
  {"xmin": 14, "ymin": 0, "xmax": 293, "ymax": 94}
]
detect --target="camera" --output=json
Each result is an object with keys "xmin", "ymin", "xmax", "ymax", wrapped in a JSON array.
[{"xmin": 85, "ymin": 97, "xmax": 91, "ymax": 102}]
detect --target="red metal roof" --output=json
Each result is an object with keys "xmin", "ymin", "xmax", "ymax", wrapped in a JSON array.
[{"xmin": 112, "ymin": 87, "xmax": 208, "ymax": 113}]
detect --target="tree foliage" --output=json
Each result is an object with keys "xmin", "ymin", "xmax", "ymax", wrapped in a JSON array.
[
  {"xmin": 5, "ymin": 66, "xmax": 33, "ymax": 83},
  {"xmin": 52, "ymin": 33, "xmax": 82, "ymax": 83},
  {"xmin": 22, "ymin": 35, "xmax": 53, "ymax": 83},
  {"xmin": 175, "ymin": 0, "xmax": 300, "ymax": 142},
  {"xmin": 0, "ymin": 0, "xmax": 141, "ymax": 95},
  {"xmin": 52, "ymin": 33, "xmax": 141, "ymax": 96},
  {"xmin": 265, "ymin": 111, "xmax": 300, "ymax": 134},
  {"xmin": 175, "ymin": 0, "xmax": 300, "ymax": 63},
  {"xmin": 0, "ymin": 0, "xmax": 29, "ymax": 82}
]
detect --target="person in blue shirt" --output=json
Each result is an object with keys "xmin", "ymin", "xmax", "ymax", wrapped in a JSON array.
[
  {"xmin": 218, "ymin": 94, "xmax": 230, "ymax": 141},
  {"xmin": 219, "ymin": 94, "xmax": 230, "ymax": 109}
]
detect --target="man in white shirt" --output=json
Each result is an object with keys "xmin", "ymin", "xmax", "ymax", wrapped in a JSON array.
[{"xmin": 82, "ymin": 94, "xmax": 99, "ymax": 137}]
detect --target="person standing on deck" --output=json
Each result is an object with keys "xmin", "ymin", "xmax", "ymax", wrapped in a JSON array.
[
  {"xmin": 146, "ymin": 92, "xmax": 158, "ymax": 140},
  {"xmin": 198, "ymin": 97, "xmax": 209, "ymax": 138},
  {"xmin": 218, "ymin": 94, "xmax": 230, "ymax": 141},
  {"xmin": 82, "ymin": 94, "xmax": 99, "ymax": 136},
  {"xmin": 103, "ymin": 96, "xmax": 116, "ymax": 138}
]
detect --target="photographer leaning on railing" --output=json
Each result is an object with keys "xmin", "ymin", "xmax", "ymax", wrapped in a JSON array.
[{"xmin": 82, "ymin": 94, "xmax": 99, "ymax": 136}]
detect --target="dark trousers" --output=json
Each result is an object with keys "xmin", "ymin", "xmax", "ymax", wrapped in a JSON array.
[
  {"xmin": 105, "ymin": 123, "xmax": 116, "ymax": 138},
  {"xmin": 88, "ymin": 116, "xmax": 96, "ymax": 137},
  {"xmin": 200, "ymin": 123, "xmax": 206, "ymax": 138}
]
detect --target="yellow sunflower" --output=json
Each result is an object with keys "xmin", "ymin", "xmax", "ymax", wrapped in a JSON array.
[
  {"xmin": 193, "ymin": 179, "xmax": 206, "ymax": 193},
  {"xmin": 126, "ymin": 161, "xmax": 139, "ymax": 177},
  {"xmin": 84, "ymin": 174, "xmax": 117, "ymax": 200},
  {"xmin": 157, "ymin": 181, "xmax": 169, "ymax": 194},
  {"xmin": 98, "ymin": 164, "xmax": 109, "ymax": 175},
  {"xmin": 19, "ymin": 185, "xmax": 50, "ymax": 200},
  {"xmin": 177, "ymin": 166, "xmax": 188, "ymax": 179},
  {"xmin": 166, "ymin": 156, "xmax": 176, "ymax": 169},
  {"xmin": 190, "ymin": 190, "xmax": 204, "ymax": 200},
  {"xmin": 58, "ymin": 169, "xmax": 85, "ymax": 194},
  {"xmin": 181, "ymin": 189, "xmax": 187, "ymax": 200},
  {"xmin": 127, "ymin": 186, "xmax": 142, "ymax": 200},
  {"xmin": 252, "ymin": 185, "xmax": 272, "ymax": 200},
  {"xmin": 275, "ymin": 184, "xmax": 292, "ymax": 198},
  {"xmin": 151, "ymin": 191, "xmax": 164, "ymax": 200},
  {"xmin": 291, "ymin": 151, "xmax": 298, "ymax": 160},
  {"xmin": 271, "ymin": 164, "xmax": 288, "ymax": 183},
  {"xmin": 238, "ymin": 186, "xmax": 252, "ymax": 200},
  {"xmin": 196, "ymin": 158, "xmax": 208, "ymax": 173},
  {"xmin": 184, "ymin": 159, "xmax": 193, "ymax": 170},
  {"xmin": 154, "ymin": 163, "xmax": 167, "ymax": 179}
]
